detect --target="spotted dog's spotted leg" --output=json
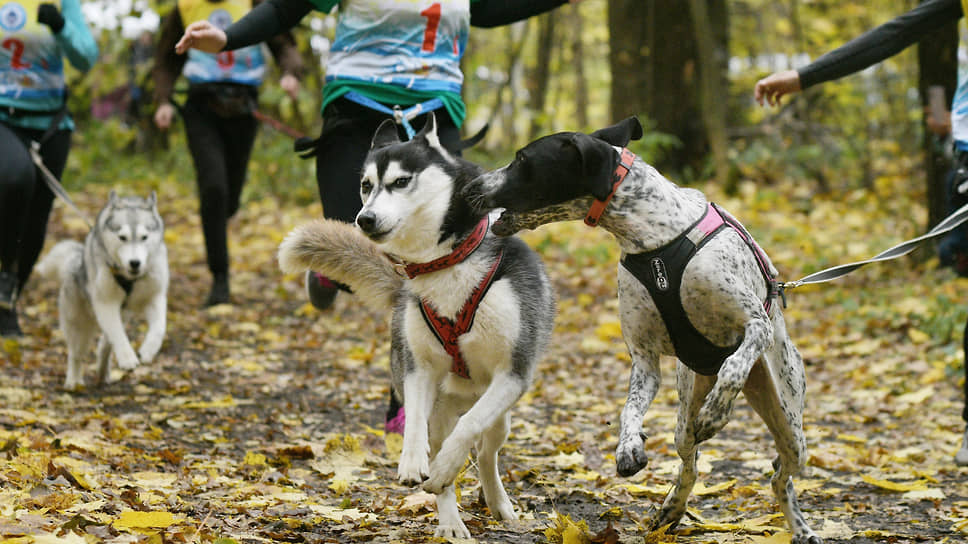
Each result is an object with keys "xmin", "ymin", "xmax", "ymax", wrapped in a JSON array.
[
  {"xmin": 692, "ymin": 314, "xmax": 772, "ymax": 444},
  {"xmin": 651, "ymin": 366, "xmax": 716, "ymax": 530},
  {"xmin": 743, "ymin": 324, "xmax": 821, "ymax": 544},
  {"xmin": 616, "ymin": 349, "xmax": 661, "ymax": 477}
]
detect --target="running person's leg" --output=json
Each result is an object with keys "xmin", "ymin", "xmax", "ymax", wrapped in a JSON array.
[
  {"xmin": 0, "ymin": 123, "xmax": 69, "ymax": 336},
  {"xmin": 183, "ymin": 97, "xmax": 234, "ymax": 306}
]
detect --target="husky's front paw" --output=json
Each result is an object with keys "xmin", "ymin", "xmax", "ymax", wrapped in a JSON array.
[
  {"xmin": 397, "ymin": 450, "xmax": 429, "ymax": 486},
  {"xmin": 423, "ymin": 442, "xmax": 469, "ymax": 495},
  {"xmin": 63, "ymin": 375, "xmax": 84, "ymax": 390},
  {"xmin": 138, "ymin": 341, "xmax": 161, "ymax": 364},
  {"xmin": 115, "ymin": 346, "xmax": 140, "ymax": 370},
  {"xmin": 616, "ymin": 432, "xmax": 649, "ymax": 477},
  {"xmin": 434, "ymin": 521, "xmax": 471, "ymax": 539}
]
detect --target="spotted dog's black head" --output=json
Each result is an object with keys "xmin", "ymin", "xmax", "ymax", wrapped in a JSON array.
[{"xmin": 463, "ymin": 117, "xmax": 643, "ymax": 233}]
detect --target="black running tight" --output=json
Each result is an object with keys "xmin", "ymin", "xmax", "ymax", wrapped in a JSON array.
[
  {"xmin": 0, "ymin": 121, "xmax": 71, "ymax": 292},
  {"xmin": 181, "ymin": 95, "xmax": 258, "ymax": 277}
]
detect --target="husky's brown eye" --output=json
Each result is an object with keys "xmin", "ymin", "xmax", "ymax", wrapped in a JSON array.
[
  {"xmin": 360, "ymin": 180, "xmax": 373, "ymax": 194},
  {"xmin": 119, "ymin": 234, "xmax": 129, "ymax": 242},
  {"xmin": 140, "ymin": 234, "xmax": 148, "ymax": 241}
]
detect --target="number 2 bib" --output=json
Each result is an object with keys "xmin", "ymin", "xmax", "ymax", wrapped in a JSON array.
[{"xmin": 0, "ymin": 0, "xmax": 66, "ymax": 103}]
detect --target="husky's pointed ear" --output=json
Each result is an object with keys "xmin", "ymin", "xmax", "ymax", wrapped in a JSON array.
[
  {"xmin": 371, "ymin": 119, "xmax": 400, "ymax": 149},
  {"xmin": 570, "ymin": 133, "xmax": 620, "ymax": 201},
  {"xmin": 108, "ymin": 190, "xmax": 118, "ymax": 206},
  {"xmin": 590, "ymin": 117, "xmax": 643, "ymax": 147},
  {"xmin": 146, "ymin": 191, "xmax": 157, "ymax": 208},
  {"xmin": 415, "ymin": 111, "xmax": 439, "ymax": 141}
]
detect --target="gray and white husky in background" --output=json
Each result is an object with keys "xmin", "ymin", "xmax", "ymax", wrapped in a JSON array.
[
  {"xmin": 278, "ymin": 114, "xmax": 555, "ymax": 538},
  {"xmin": 36, "ymin": 191, "xmax": 168, "ymax": 389}
]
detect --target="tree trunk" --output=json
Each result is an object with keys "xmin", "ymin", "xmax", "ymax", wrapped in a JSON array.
[
  {"xmin": 687, "ymin": 0, "xmax": 730, "ymax": 188},
  {"xmin": 529, "ymin": 12, "xmax": 557, "ymax": 141},
  {"xmin": 571, "ymin": 5, "xmax": 589, "ymax": 130},
  {"xmin": 917, "ymin": 5, "xmax": 958, "ymax": 228},
  {"xmin": 608, "ymin": 1, "xmax": 728, "ymax": 175}
]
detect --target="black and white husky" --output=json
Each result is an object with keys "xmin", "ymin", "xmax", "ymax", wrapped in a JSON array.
[
  {"xmin": 278, "ymin": 114, "xmax": 556, "ymax": 538},
  {"xmin": 36, "ymin": 191, "xmax": 168, "ymax": 389}
]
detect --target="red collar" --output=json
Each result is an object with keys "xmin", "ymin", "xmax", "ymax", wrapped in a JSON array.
[
  {"xmin": 399, "ymin": 216, "xmax": 490, "ymax": 278},
  {"xmin": 584, "ymin": 147, "xmax": 636, "ymax": 227}
]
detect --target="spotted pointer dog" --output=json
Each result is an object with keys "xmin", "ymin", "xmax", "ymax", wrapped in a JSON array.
[{"xmin": 463, "ymin": 117, "xmax": 822, "ymax": 544}]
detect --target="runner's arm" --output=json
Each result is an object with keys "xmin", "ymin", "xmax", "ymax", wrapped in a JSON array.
[
  {"xmin": 799, "ymin": 0, "xmax": 962, "ymax": 89},
  {"xmin": 471, "ymin": 0, "xmax": 570, "ymax": 28},
  {"xmin": 224, "ymin": 0, "xmax": 315, "ymax": 51},
  {"xmin": 57, "ymin": 0, "xmax": 98, "ymax": 72},
  {"xmin": 152, "ymin": 10, "xmax": 188, "ymax": 105}
]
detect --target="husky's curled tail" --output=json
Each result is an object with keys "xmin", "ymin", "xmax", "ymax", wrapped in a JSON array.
[
  {"xmin": 35, "ymin": 241, "xmax": 84, "ymax": 284},
  {"xmin": 277, "ymin": 219, "xmax": 403, "ymax": 310}
]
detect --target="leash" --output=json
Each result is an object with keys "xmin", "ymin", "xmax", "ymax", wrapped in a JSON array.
[
  {"xmin": 780, "ymin": 201, "xmax": 968, "ymax": 292},
  {"xmin": 253, "ymin": 109, "xmax": 305, "ymax": 139},
  {"xmin": 29, "ymin": 143, "xmax": 92, "ymax": 228}
]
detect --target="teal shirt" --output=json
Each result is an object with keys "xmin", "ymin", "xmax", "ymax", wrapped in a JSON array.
[
  {"xmin": 0, "ymin": 0, "xmax": 99, "ymax": 132},
  {"xmin": 308, "ymin": 0, "xmax": 474, "ymax": 127}
]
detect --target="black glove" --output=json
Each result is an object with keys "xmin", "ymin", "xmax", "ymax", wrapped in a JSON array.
[{"xmin": 37, "ymin": 4, "xmax": 65, "ymax": 33}]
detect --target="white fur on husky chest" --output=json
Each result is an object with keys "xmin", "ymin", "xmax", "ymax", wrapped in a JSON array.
[{"xmin": 404, "ymin": 265, "xmax": 521, "ymax": 396}]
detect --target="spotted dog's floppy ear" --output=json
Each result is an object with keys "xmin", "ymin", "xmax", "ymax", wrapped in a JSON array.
[
  {"xmin": 371, "ymin": 119, "xmax": 400, "ymax": 149},
  {"xmin": 590, "ymin": 117, "xmax": 643, "ymax": 147},
  {"xmin": 570, "ymin": 133, "xmax": 621, "ymax": 202}
]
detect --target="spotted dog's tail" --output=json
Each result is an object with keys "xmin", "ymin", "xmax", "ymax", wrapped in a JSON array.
[{"xmin": 278, "ymin": 219, "xmax": 403, "ymax": 311}]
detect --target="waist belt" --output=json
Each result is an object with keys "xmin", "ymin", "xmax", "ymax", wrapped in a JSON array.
[
  {"xmin": 621, "ymin": 203, "xmax": 777, "ymax": 376},
  {"xmin": 342, "ymin": 91, "xmax": 444, "ymax": 140}
]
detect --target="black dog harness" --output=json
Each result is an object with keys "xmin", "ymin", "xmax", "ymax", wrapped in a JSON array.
[{"xmin": 620, "ymin": 203, "xmax": 778, "ymax": 375}]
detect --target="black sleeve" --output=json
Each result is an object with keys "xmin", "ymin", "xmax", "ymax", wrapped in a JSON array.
[
  {"xmin": 224, "ymin": 0, "xmax": 314, "ymax": 51},
  {"xmin": 798, "ymin": 0, "xmax": 962, "ymax": 90},
  {"xmin": 470, "ymin": 0, "xmax": 569, "ymax": 28}
]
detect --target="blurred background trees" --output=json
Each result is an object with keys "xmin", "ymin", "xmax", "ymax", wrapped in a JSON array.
[{"xmin": 69, "ymin": 0, "xmax": 961, "ymax": 225}]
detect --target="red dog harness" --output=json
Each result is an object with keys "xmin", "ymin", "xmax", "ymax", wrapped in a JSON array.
[{"xmin": 404, "ymin": 216, "xmax": 503, "ymax": 379}]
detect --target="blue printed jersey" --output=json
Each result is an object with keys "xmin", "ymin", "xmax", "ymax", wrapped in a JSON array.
[
  {"xmin": 179, "ymin": 0, "xmax": 266, "ymax": 86},
  {"xmin": 0, "ymin": 0, "xmax": 97, "ymax": 130},
  {"xmin": 309, "ymin": 0, "xmax": 471, "ymax": 126}
]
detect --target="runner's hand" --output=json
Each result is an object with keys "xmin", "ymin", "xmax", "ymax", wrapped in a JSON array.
[
  {"xmin": 175, "ymin": 21, "xmax": 227, "ymax": 54},
  {"xmin": 154, "ymin": 103, "xmax": 176, "ymax": 131},
  {"xmin": 754, "ymin": 70, "xmax": 802, "ymax": 107},
  {"xmin": 280, "ymin": 74, "xmax": 300, "ymax": 100}
]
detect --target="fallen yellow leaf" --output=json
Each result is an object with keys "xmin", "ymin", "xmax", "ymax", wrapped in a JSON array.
[
  {"xmin": 113, "ymin": 510, "xmax": 181, "ymax": 529},
  {"xmin": 861, "ymin": 474, "xmax": 928, "ymax": 492}
]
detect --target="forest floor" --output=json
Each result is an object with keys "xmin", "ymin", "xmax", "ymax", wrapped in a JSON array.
[{"xmin": 3, "ymin": 175, "xmax": 968, "ymax": 544}]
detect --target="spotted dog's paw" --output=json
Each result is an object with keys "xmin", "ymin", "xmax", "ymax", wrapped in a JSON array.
[{"xmin": 616, "ymin": 432, "xmax": 649, "ymax": 477}]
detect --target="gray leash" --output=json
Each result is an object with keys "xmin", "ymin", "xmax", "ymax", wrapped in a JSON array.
[
  {"xmin": 780, "ymin": 201, "xmax": 968, "ymax": 291},
  {"xmin": 29, "ymin": 141, "xmax": 93, "ymax": 229}
]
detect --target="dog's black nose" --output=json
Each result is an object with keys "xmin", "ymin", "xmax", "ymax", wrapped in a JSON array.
[
  {"xmin": 356, "ymin": 212, "xmax": 376, "ymax": 233},
  {"xmin": 129, "ymin": 259, "xmax": 141, "ymax": 270}
]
